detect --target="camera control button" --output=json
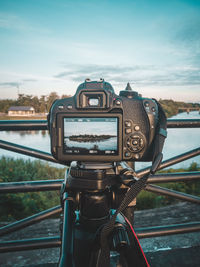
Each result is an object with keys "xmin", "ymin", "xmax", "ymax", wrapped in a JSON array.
[
  {"xmin": 134, "ymin": 154, "xmax": 140, "ymax": 160},
  {"xmin": 115, "ymin": 99, "xmax": 121, "ymax": 105},
  {"xmin": 140, "ymin": 138, "xmax": 144, "ymax": 145},
  {"xmin": 67, "ymin": 104, "xmax": 73, "ymax": 109},
  {"xmin": 126, "ymin": 133, "xmax": 145, "ymax": 153},
  {"xmin": 132, "ymin": 139, "xmax": 138, "ymax": 145},
  {"xmin": 125, "ymin": 151, "xmax": 131, "ymax": 157},
  {"xmin": 58, "ymin": 105, "xmax": 64, "ymax": 110},
  {"xmin": 134, "ymin": 125, "xmax": 140, "ymax": 131},
  {"xmin": 125, "ymin": 121, "xmax": 132, "ymax": 127},
  {"xmin": 125, "ymin": 128, "xmax": 132, "ymax": 134}
]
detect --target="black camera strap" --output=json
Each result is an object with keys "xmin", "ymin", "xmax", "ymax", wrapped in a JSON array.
[
  {"xmin": 95, "ymin": 173, "xmax": 149, "ymax": 267},
  {"xmin": 152, "ymin": 100, "xmax": 167, "ymax": 166},
  {"xmin": 96, "ymin": 101, "xmax": 167, "ymax": 267}
]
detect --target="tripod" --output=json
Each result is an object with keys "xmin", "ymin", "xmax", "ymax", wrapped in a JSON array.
[{"xmin": 58, "ymin": 161, "xmax": 150, "ymax": 267}]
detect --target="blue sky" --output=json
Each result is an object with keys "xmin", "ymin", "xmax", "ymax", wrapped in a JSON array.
[{"xmin": 0, "ymin": 0, "xmax": 200, "ymax": 101}]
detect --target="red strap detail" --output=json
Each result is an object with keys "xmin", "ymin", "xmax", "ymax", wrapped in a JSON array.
[{"xmin": 124, "ymin": 216, "xmax": 150, "ymax": 267}]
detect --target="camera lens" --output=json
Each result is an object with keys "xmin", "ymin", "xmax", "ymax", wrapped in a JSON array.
[{"xmin": 88, "ymin": 98, "xmax": 99, "ymax": 106}]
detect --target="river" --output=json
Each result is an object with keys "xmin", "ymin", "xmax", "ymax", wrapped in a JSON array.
[{"xmin": 0, "ymin": 111, "xmax": 199, "ymax": 170}]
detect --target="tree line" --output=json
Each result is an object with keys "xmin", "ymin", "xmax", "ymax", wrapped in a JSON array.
[
  {"xmin": 0, "ymin": 93, "xmax": 199, "ymax": 117},
  {"xmin": 0, "ymin": 92, "xmax": 70, "ymax": 114},
  {"xmin": 159, "ymin": 99, "xmax": 200, "ymax": 118}
]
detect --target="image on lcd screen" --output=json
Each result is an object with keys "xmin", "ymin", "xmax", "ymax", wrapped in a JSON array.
[{"xmin": 63, "ymin": 117, "xmax": 118, "ymax": 156}]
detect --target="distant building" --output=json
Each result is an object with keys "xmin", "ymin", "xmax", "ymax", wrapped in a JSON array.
[{"xmin": 8, "ymin": 106, "xmax": 35, "ymax": 116}]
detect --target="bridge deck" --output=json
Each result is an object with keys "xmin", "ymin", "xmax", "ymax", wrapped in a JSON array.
[{"xmin": 0, "ymin": 202, "xmax": 200, "ymax": 266}]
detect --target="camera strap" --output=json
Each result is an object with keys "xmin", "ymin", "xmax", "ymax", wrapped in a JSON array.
[
  {"xmin": 96, "ymin": 171, "xmax": 151, "ymax": 267},
  {"xmin": 96, "ymin": 101, "xmax": 167, "ymax": 267},
  {"xmin": 152, "ymin": 100, "xmax": 167, "ymax": 166}
]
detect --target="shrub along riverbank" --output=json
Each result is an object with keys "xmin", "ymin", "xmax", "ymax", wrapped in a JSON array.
[
  {"xmin": 0, "ymin": 157, "xmax": 199, "ymax": 221},
  {"xmin": 136, "ymin": 162, "xmax": 200, "ymax": 210},
  {"xmin": 0, "ymin": 157, "xmax": 66, "ymax": 221}
]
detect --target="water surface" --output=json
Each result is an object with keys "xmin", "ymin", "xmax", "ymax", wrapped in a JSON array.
[{"xmin": 0, "ymin": 111, "xmax": 199, "ymax": 170}]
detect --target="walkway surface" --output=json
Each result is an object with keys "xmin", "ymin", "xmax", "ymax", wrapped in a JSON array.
[{"xmin": 0, "ymin": 202, "xmax": 200, "ymax": 266}]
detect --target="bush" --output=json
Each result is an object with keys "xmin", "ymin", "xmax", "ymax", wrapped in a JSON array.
[
  {"xmin": 0, "ymin": 157, "xmax": 199, "ymax": 220},
  {"xmin": 136, "ymin": 162, "xmax": 200, "ymax": 209},
  {"xmin": 0, "ymin": 157, "xmax": 66, "ymax": 221}
]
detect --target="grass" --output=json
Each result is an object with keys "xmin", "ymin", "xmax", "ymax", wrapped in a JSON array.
[
  {"xmin": 0, "ymin": 157, "xmax": 66, "ymax": 221},
  {"xmin": 136, "ymin": 162, "xmax": 200, "ymax": 210}
]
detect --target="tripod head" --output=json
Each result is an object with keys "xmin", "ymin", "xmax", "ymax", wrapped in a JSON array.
[
  {"xmin": 65, "ymin": 161, "xmax": 138, "ymax": 190},
  {"xmin": 66, "ymin": 161, "xmax": 117, "ymax": 190},
  {"xmin": 61, "ymin": 161, "xmax": 138, "ymax": 233}
]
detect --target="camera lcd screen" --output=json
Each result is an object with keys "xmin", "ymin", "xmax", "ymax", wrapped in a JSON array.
[{"xmin": 63, "ymin": 117, "xmax": 118, "ymax": 156}]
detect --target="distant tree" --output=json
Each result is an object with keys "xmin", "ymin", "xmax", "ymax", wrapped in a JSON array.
[
  {"xmin": 158, "ymin": 99, "xmax": 200, "ymax": 118},
  {"xmin": 17, "ymin": 94, "xmax": 32, "ymax": 106},
  {"xmin": 16, "ymin": 94, "xmax": 40, "ymax": 112},
  {"xmin": 0, "ymin": 99, "xmax": 17, "ymax": 113},
  {"xmin": 46, "ymin": 92, "xmax": 59, "ymax": 111},
  {"xmin": 17, "ymin": 94, "xmax": 25, "ymax": 104},
  {"xmin": 61, "ymin": 94, "xmax": 71, "ymax": 99},
  {"xmin": 39, "ymin": 95, "xmax": 47, "ymax": 113},
  {"xmin": 32, "ymin": 96, "xmax": 40, "ymax": 112},
  {"xmin": 1, "ymin": 93, "xmax": 198, "ymax": 115}
]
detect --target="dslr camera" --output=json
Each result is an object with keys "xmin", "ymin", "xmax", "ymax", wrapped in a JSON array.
[{"xmin": 48, "ymin": 79, "xmax": 160, "ymax": 164}]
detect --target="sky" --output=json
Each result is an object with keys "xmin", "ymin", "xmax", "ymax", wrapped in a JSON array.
[
  {"xmin": 64, "ymin": 118, "xmax": 118, "ymax": 136},
  {"xmin": 0, "ymin": 0, "xmax": 200, "ymax": 102}
]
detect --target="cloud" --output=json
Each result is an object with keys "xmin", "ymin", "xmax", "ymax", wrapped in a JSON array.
[
  {"xmin": 55, "ymin": 64, "xmax": 135, "ymax": 77},
  {"xmin": 54, "ymin": 64, "xmax": 158, "ymax": 82},
  {"xmin": 0, "ymin": 78, "xmax": 37, "ymax": 89},
  {"xmin": 54, "ymin": 63, "xmax": 200, "ymax": 87},
  {"xmin": 0, "ymin": 82, "xmax": 22, "ymax": 88},
  {"xmin": 22, "ymin": 79, "xmax": 37, "ymax": 82}
]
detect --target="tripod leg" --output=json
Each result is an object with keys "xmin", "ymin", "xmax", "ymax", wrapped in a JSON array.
[{"xmin": 59, "ymin": 192, "xmax": 75, "ymax": 267}]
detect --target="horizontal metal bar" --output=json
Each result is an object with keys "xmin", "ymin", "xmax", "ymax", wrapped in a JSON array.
[
  {"xmin": 0, "ymin": 236, "xmax": 61, "ymax": 253},
  {"xmin": 0, "ymin": 120, "xmax": 48, "ymax": 131},
  {"xmin": 0, "ymin": 119, "xmax": 200, "ymax": 132},
  {"xmin": 0, "ymin": 206, "xmax": 62, "ymax": 237},
  {"xmin": 137, "ymin": 147, "xmax": 200, "ymax": 177},
  {"xmin": 1, "ymin": 223, "xmax": 200, "ymax": 252},
  {"xmin": 148, "ymin": 171, "xmax": 200, "ymax": 183},
  {"xmin": 0, "ymin": 172, "xmax": 199, "ymax": 194},
  {"xmin": 145, "ymin": 184, "xmax": 200, "ymax": 204},
  {"xmin": 136, "ymin": 221, "xmax": 200, "ymax": 238},
  {"xmin": 167, "ymin": 119, "xmax": 200, "ymax": 128},
  {"xmin": 0, "ymin": 139, "xmax": 59, "ymax": 163},
  {"xmin": 0, "ymin": 179, "xmax": 64, "ymax": 193}
]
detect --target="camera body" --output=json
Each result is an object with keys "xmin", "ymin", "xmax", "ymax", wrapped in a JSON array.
[{"xmin": 48, "ymin": 79, "xmax": 159, "ymax": 164}]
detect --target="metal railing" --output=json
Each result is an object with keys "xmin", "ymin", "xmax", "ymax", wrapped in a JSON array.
[{"xmin": 0, "ymin": 119, "xmax": 200, "ymax": 253}]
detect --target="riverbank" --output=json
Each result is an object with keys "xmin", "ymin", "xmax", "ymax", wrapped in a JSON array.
[{"xmin": 0, "ymin": 114, "xmax": 47, "ymax": 120}]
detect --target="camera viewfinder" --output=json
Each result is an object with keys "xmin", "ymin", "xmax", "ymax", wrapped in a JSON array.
[{"xmin": 88, "ymin": 98, "xmax": 99, "ymax": 106}]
